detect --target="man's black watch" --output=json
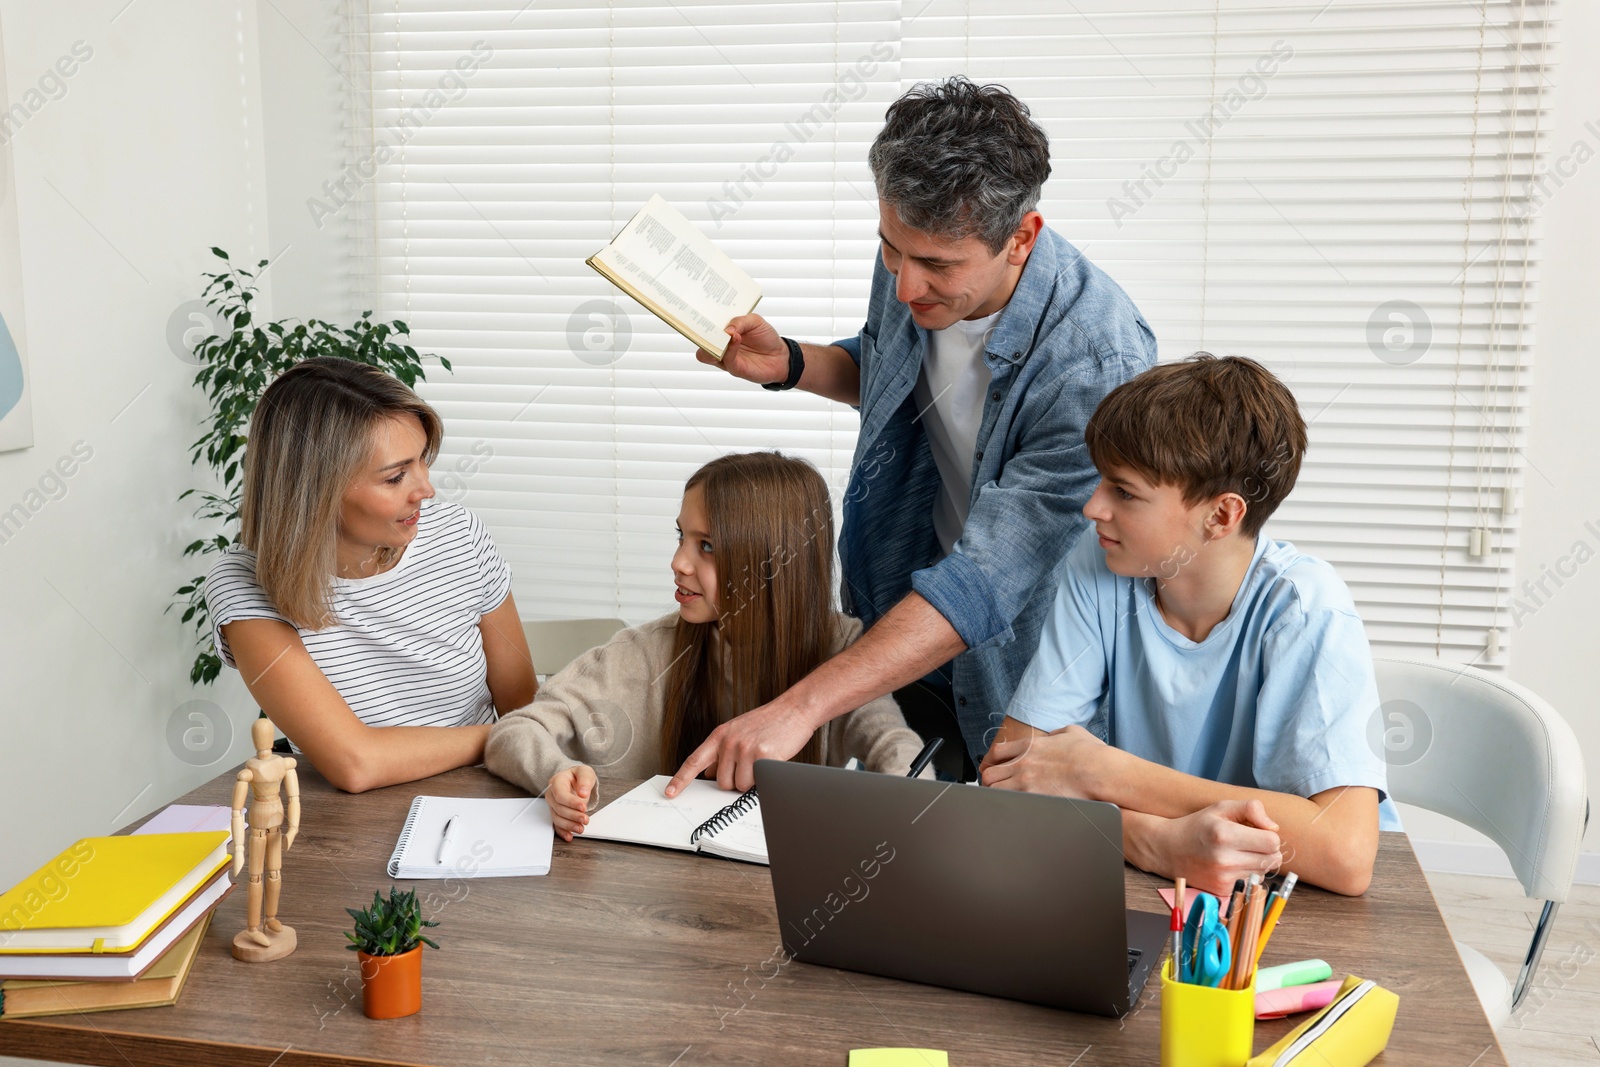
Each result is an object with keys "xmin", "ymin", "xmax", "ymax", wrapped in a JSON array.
[{"xmin": 762, "ymin": 337, "xmax": 806, "ymax": 392}]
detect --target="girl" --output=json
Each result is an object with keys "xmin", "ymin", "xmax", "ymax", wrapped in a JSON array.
[
  {"xmin": 206, "ymin": 357, "xmax": 537, "ymax": 793},
  {"xmin": 485, "ymin": 452, "xmax": 927, "ymax": 840}
]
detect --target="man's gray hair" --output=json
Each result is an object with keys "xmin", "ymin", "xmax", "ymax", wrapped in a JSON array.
[{"xmin": 868, "ymin": 76, "xmax": 1051, "ymax": 254}]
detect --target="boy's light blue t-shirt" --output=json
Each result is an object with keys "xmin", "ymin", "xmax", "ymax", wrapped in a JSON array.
[{"xmin": 1008, "ymin": 532, "xmax": 1399, "ymax": 831}]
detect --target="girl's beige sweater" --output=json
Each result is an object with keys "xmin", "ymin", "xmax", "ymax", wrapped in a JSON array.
[{"xmin": 484, "ymin": 612, "xmax": 929, "ymax": 795}]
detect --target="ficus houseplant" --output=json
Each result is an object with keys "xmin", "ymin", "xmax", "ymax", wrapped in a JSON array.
[
  {"xmin": 168, "ymin": 248, "xmax": 449, "ymax": 684},
  {"xmin": 344, "ymin": 886, "xmax": 440, "ymax": 1019}
]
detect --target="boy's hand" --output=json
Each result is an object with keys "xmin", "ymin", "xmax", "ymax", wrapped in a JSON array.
[
  {"xmin": 980, "ymin": 724, "xmax": 1112, "ymax": 798},
  {"xmin": 546, "ymin": 765, "xmax": 597, "ymax": 842},
  {"xmin": 1157, "ymin": 799, "xmax": 1282, "ymax": 897}
]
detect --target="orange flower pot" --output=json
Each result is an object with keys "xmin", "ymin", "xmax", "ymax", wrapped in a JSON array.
[{"xmin": 358, "ymin": 946, "xmax": 423, "ymax": 1020}]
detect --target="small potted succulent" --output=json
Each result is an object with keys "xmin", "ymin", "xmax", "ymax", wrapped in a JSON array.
[{"xmin": 344, "ymin": 887, "xmax": 439, "ymax": 1019}]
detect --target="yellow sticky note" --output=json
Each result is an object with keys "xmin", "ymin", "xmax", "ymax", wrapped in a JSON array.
[{"xmin": 848, "ymin": 1051, "xmax": 949, "ymax": 1067}]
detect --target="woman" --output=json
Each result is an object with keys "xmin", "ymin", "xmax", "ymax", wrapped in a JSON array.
[{"xmin": 206, "ymin": 357, "xmax": 536, "ymax": 792}]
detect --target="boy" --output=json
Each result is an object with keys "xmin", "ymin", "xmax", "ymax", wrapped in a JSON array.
[{"xmin": 979, "ymin": 355, "xmax": 1393, "ymax": 896}]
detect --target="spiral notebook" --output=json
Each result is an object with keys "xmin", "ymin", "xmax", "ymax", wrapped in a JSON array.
[
  {"xmin": 582, "ymin": 776, "xmax": 768, "ymax": 865},
  {"xmin": 387, "ymin": 796, "xmax": 554, "ymax": 879}
]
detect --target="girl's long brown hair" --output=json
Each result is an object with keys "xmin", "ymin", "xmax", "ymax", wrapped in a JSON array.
[{"xmin": 659, "ymin": 452, "xmax": 836, "ymax": 773}]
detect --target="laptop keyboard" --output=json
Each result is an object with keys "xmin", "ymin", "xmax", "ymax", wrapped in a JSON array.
[{"xmin": 1127, "ymin": 947, "xmax": 1143, "ymax": 975}]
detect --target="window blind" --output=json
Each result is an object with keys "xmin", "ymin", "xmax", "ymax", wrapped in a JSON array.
[
  {"xmin": 343, "ymin": 0, "xmax": 899, "ymax": 623},
  {"xmin": 901, "ymin": 0, "xmax": 1555, "ymax": 665},
  {"xmin": 343, "ymin": 0, "xmax": 1556, "ymax": 667}
]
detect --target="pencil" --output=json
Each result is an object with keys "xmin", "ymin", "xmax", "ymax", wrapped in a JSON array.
[
  {"xmin": 1225, "ymin": 878, "xmax": 1245, "ymax": 921},
  {"xmin": 1229, "ymin": 874, "xmax": 1265, "ymax": 990},
  {"xmin": 1241, "ymin": 881, "xmax": 1268, "ymax": 989},
  {"xmin": 1171, "ymin": 877, "xmax": 1186, "ymax": 980},
  {"xmin": 1225, "ymin": 874, "xmax": 1256, "ymax": 989},
  {"xmin": 1252, "ymin": 871, "xmax": 1298, "ymax": 972},
  {"xmin": 1219, "ymin": 877, "xmax": 1244, "ymax": 981}
]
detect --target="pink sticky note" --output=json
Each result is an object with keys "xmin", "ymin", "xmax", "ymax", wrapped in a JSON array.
[
  {"xmin": 1158, "ymin": 886, "xmax": 1210, "ymax": 914},
  {"xmin": 1255, "ymin": 979, "xmax": 1343, "ymax": 1020}
]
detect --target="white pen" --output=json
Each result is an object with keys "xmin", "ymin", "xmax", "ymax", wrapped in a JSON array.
[{"xmin": 437, "ymin": 816, "xmax": 457, "ymax": 864}]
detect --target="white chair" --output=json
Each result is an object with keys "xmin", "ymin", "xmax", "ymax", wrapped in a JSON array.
[
  {"xmin": 520, "ymin": 618, "xmax": 627, "ymax": 680},
  {"xmin": 1374, "ymin": 658, "xmax": 1589, "ymax": 1029}
]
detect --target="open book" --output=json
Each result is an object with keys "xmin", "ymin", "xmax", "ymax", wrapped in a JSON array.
[
  {"xmin": 583, "ymin": 776, "xmax": 768, "ymax": 865},
  {"xmin": 585, "ymin": 195, "xmax": 762, "ymax": 360}
]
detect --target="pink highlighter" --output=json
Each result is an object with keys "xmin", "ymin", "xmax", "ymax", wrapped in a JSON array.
[{"xmin": 1254, "ymin": 978, "xmax": 1344, "ymax": 1020}]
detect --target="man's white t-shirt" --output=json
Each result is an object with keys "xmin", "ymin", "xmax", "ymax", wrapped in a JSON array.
[
  {"xmin": 912, "ymin": 309, "xmax": 1001, "ymax": 557},
  {"xmin": 205, "ymin": 499, "xmax": 513, "ymax": 738}
]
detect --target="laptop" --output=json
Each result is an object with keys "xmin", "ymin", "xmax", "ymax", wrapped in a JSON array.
[{"xmin": 755, "ymin": 759, "xmax": 1168, "ymax": 1017}]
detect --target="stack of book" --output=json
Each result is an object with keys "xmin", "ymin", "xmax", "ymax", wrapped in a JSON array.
[{"xmin": 0, "ymin": 826, "xmax": 233, "ymax": 1018}]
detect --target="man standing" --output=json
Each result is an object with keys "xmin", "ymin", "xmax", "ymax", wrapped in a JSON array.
[{"xmin": 668, "ymin": 76, "xmax": 1157, "ymax": 793}]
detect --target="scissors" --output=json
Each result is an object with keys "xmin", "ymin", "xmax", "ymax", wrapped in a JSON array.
[{"xmin": 1180, "ymin": 892, "xmax": 1232, "ymax": 987}]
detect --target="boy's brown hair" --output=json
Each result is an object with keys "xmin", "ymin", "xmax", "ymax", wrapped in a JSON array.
[{"xmin": 1084, "ymin": 354, "xmax": 1306, "ymax": 537}]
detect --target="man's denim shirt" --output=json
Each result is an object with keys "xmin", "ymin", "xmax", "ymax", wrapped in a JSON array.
[{"xmin": 833, "ymin": 225, "xmax": 1157, "ymax": 762}]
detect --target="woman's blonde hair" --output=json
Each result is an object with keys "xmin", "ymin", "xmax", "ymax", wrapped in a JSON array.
[
  {"xmin": 238, "ymin": 357, "xmax": 441, "ymax": 630},
  {"xmin": 659, "ymin": 452, "xmax": 837, "ymax": 773}
]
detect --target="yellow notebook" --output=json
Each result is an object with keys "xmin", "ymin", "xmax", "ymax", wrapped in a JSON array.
[
  {"xmin": 0, "ymin": 833, "xmax": 230, "ymax": 954},
  {"xmin": 1246, "ymin": 974, "xmax": 1398, "ymax": 1067}
]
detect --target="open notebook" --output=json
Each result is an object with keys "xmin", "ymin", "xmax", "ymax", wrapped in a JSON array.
[
  {"xmin": 583, "ymin": 777, "xmax": 767, "ymax": 865},
  {"xmin": 388, "ymin": 796, "xmax": 554, "ymax": 879}
]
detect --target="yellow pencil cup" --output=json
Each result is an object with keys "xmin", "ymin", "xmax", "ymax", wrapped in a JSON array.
[{"xmin": 1159, "ymin": 958, "xmax": 1256, "ymax": 1067}]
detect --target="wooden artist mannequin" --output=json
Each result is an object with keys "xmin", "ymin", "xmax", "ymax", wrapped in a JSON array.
[{"xmin": 231, "ymin": 717, "xmax": 300, "ymax": 962}]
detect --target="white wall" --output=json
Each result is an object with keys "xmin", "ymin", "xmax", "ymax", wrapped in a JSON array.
[
  {"xmin": 255, "ymin": 0, "xmax": 354, "ymax": 325},
  {"xmin": 0, "ymin": 0, "xmax": 270, "ymax": 893},
  {"xmin": 1506, "ymin": 0, "xmax": 1600, "ymax": 869}
]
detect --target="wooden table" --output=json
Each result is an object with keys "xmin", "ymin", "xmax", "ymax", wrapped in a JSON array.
[{"xmin": 0, "ymin": 765, "xmax": 1507, "ymax": 1066}]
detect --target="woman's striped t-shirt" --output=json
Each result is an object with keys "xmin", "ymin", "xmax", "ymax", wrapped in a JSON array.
[{"xmin": 205, "ymin": 499, "xmax": 513, "ymax": 733}]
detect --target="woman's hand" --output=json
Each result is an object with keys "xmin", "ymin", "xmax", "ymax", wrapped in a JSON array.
[{"xmin": 546, "ymin": 765, "xmax": 598, "ymax": 842}]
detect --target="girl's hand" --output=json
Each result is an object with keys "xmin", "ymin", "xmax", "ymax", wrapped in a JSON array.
[{"xmin": 546, "ymin": 765, "xmax": 598, "ymax": 842}]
